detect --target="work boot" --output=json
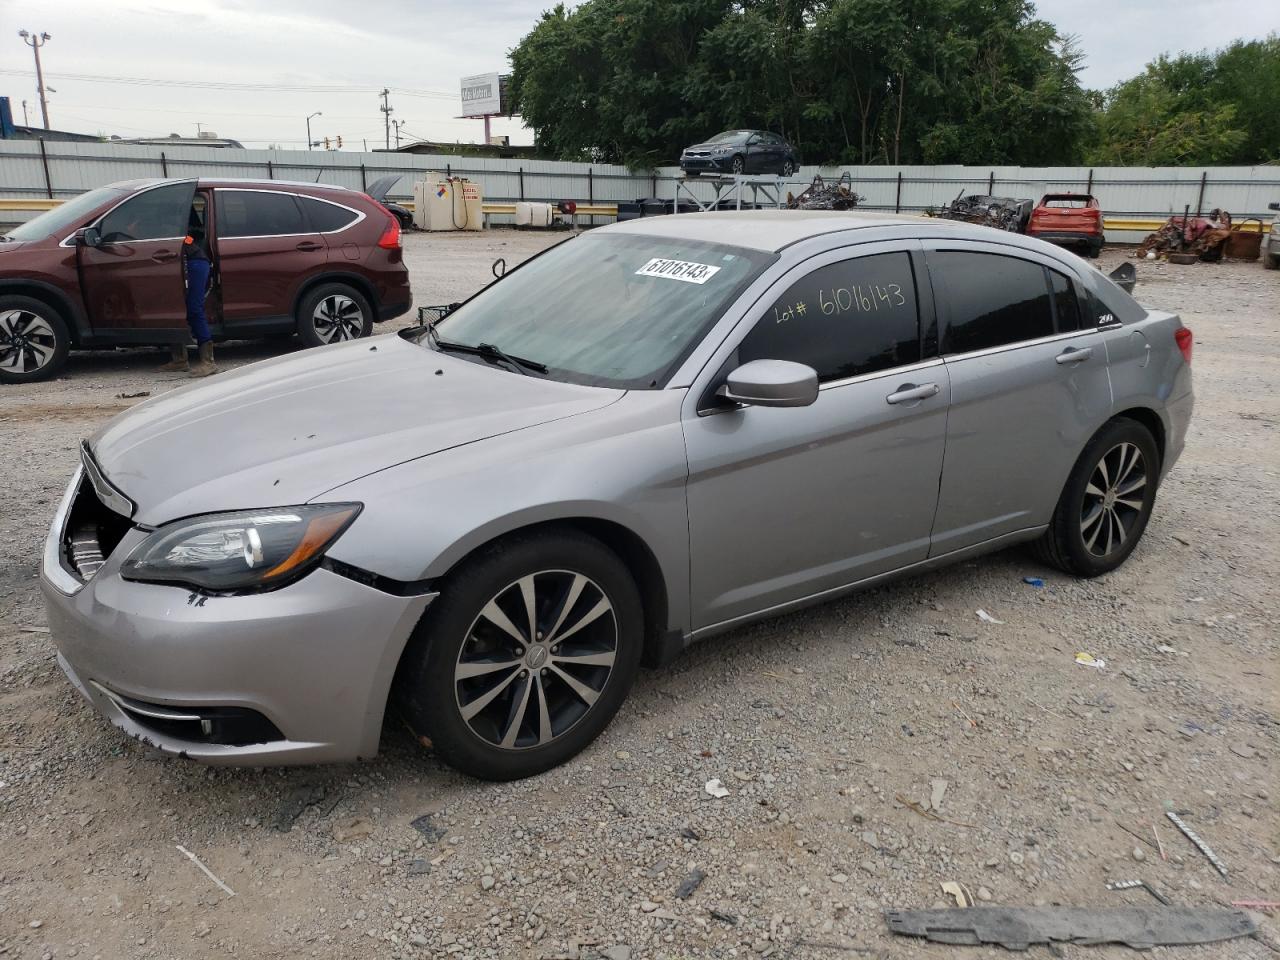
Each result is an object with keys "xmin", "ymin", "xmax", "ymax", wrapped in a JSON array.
[
  {"xmin": 156, "ymin": 343, "xmax": 189, "ymax": 372},
  {"xmin": 189, "ymin": 341, "xmax": 218, "ymax": 378}
]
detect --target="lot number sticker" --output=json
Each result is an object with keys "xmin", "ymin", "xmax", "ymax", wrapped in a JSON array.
[{"xmin": 635, "ymin": 258, "xmax": 721, "ymax": 284}]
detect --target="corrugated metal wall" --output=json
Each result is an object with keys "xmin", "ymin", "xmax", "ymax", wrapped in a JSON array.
[{"xmin": 2, "ymin": 140, "xmax": 1277, "ymax": 240}]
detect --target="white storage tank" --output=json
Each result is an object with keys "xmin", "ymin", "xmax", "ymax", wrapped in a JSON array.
[
  {"xmin": 514, "ymin": 201, "xmax": 554, "ymax": 228},
  {"xmin": 412, "ymin": 176, "xmax": 483, "ymax": 231}
]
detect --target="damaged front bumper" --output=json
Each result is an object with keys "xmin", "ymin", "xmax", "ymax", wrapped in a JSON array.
[{"xmin": 40, "ymin": 468, "xmax": 436, "ymax": 765}]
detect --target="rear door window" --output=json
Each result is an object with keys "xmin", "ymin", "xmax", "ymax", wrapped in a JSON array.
[
  {"xmin": 97, "ymin": 182, "xmax": 195, "ymax": 242},
  {"xmin": 215, "ymin": 190, "xmax": 307, "ymax": 238},
  {"xmin": 929, "ymin": 251, "xmax": 1053, "ymax": 353},
  {"xmin": 1049, "ymin": 269, "xmax": 1082, "ymax": 332},
  {"xmin": 297, "ymin": 196, "xmax": 361, "ymax": 233},
  {"xmin": 738, "ymin": 251, "xmax": 921, "ymax": 382}
]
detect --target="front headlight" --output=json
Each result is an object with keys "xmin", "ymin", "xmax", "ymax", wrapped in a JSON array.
[{"xmin": 121, "ymin": 503, "xmax": 361, "ymax": 591}]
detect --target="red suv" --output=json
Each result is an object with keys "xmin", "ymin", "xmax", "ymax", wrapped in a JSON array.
[
  {"xmin": 1027, "ymin": 192, "xmax": 1105, "ymax": 258},
  {"xmin": 0, "ymin": 178, "xmax": 412, "ymax": 383}
]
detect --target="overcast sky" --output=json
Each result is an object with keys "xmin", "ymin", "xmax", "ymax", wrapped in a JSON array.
[{"xmin": 1, "ymin": 0, "xmax": 1276, "ymax": 150}]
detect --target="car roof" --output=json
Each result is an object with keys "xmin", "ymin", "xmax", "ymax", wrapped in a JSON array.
[
  {"xmin": 604, "ymin": 209, "xmax": 1021, "ymax": 252},
  {"xmin": 105, "ymin": 177, "xmax": 357, "ymax": 195}
]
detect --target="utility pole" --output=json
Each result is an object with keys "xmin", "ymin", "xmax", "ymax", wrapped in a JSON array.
[
  {"xmin": 379, "ymin": 88, "xmax": 393, "ymax": 151},
  {"xmin": 17, "ymin": 30, "xmax": 52, "ymax": 130},
  {"xmin": 306, "ymin": 111, "xmax": 322, "ymax": 151},
  {"xmin": 392, "ymin": 119, "xmax": 406, "ymax": 149}
]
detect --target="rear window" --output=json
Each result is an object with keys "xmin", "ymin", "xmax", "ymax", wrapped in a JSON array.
[
  {"xmin": 930, "ymin": 251, "xmax": 1054, "ymax": 353},
  {"xmin": 298, "ymin": 196, "xmax": 360, "ymax": 233},
  {"xmin": 215, "ymin": 190, "xmax": 307, "ymax": 238},
  {"xmin": 1041, "ymin": 196, "xmax": 1094, "ymax": 208}
]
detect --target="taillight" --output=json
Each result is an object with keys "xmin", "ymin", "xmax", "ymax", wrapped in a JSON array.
[
  {"xmin": 1175, "ymin": 327, "xmax": 1193, "ymax": 364},
  {"xmin": 377, "ymin": 215, "xmax": 401, "ymax": 250}
]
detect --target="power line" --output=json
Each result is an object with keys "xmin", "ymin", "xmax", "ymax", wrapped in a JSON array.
[{"xmin": 0, "ymin": 67, "xmax": 457, "ymax": 99}]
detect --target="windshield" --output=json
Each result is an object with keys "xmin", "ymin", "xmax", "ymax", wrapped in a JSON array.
[
  {"xmin": 706, "ymin": 130, "xmax": 751, "ymax": 144},
  {"xmin": 433, "ymin": 232, "xmax": 774, "ymax": 388},
  {"xmin": 3, "ymin": 186, "xmax": 130, "ymax": 242}
]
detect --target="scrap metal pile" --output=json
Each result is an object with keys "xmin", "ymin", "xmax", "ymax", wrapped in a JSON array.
[
  {"xmin": 1138, "ymin": 209, "xmax": 1233, "ymax": 262},
  {"xmin": 785, "ymin": 173, "xmax": 863, "ymax": 211},
  {"xmin": 936, "ymin": 192, "xmax": 1032, "ymax": 232}
]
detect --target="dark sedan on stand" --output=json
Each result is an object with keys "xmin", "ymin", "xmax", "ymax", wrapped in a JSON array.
[{"xmin": 680, "ymin": 130, "xmax": 800, "ymax": 178}]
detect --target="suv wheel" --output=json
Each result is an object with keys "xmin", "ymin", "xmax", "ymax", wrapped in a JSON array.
[
  {"xmin": 394, "ymin": 530, "xmax": 644, "ymax": 781},
  {"xmin": 296, "ymin": 283, "xmax": 373, "ymax": 347},
  {"xmin": 0, "ymin": 295, "xmax": 70, "ymax": 384},
  {"xmin": 1033, "ymin": 418, "xmax": 1160, "ymax": 577}
]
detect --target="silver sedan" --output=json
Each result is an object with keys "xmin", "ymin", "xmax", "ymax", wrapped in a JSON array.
[{"xmin": 41, "ymin": 211, "xmax": 1193, "ymax": 780}]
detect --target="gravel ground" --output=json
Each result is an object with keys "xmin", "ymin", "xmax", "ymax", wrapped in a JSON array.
[{"xmin": 0, "ymin": 230, "xmax": 1277, "ymax": 960}]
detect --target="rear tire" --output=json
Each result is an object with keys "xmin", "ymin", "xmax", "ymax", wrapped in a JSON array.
[
  {"xmin": 393, "ymin": 530, "xmax": 644, "ymax": 781},
  {"xmin": 1033, "ymin": 419, "xmax": 1160, "ymax": 577},
  {"xmin": 730, "ymin": 155, "xmax": 745, "ymax": 175},
  {"xmin": 296, "ymin": 283, "xmax": 373, "ymax": 348},
  {"xmin": 781, "ymin": 159, "xmax": 796, "ymax": 177},
  {"xmin": 0, "ymin": 295, "xmax": 70, "ymax": 384}
]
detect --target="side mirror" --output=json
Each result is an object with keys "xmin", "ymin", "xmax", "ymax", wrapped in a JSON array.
[
  {"xmin": 75, "ymin": 226, "xmax": 102, "ymax": 248},
  {"xmin": 717, "ymin": 359, "xmax": 818, "ymax": 408},
  {"xmin": 491, "ymin": 257, "xmax": 506, "ymax": 279}
]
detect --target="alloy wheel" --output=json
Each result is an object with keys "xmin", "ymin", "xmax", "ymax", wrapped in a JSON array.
[
  {"xmin": 1080, "ymin": 441, "xmax": 1147, "ymax": 558},
  {"xmin": 454, "ymin": 570, "xmax": 618, "ymax": 750},
  {"xmin": 0, "ymin": 309, "xmax": 57, "ymax": 375},
  {"xmin": 782, "ymin": 160, "xmax": 795, "ymax": 177},
  {"xmin": 311, "ymin": 294, "xmax": 365, "ymax": 343},
  {"xmin": 731, "ymin": 157, "xmax": 744, "ymax": 175}
]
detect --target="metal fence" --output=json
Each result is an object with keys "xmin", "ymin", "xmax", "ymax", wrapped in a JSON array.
[{"xmin": 2, "ymin": 140, "xmax": 1277, "ymax": 240}]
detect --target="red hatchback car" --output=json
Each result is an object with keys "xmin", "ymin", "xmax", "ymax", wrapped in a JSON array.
[
  {"xmin": 1027, "ymin": 192, "xmax": 1105, "ymax": 258},
  {"xmin": 0, "ymin": 178, "xmax": 412, "ymax": 383}
]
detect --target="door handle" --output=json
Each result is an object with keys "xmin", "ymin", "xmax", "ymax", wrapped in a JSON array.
[
  {"xmin": 150, "ymin": 250, "xmax": 177, "ymax": 263},
  {"xmin": 295, "ymin": 241, "xmax": 323, "ymax": 252},
  {"xmin": 886, "ymin": 382, "xmax": 940, "ymax": 405},
  {"xmin": 1055, "ymin": 346, "xmax": 1093, "ymax": 364}
]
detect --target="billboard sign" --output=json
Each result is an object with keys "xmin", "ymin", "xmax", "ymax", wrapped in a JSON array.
[{"xmin": 460, "ymin": 73, "xmax": 505, "ymax": 118}]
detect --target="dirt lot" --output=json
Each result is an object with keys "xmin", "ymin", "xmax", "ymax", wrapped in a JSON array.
[{"xmin": 1, "ymin": 230, "xmax": 1277, "ymax": 960}]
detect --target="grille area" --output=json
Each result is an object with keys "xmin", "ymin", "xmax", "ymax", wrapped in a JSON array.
[{"xmin": 62, "ymin": 472, "xmax": 133, "ymax": 581}]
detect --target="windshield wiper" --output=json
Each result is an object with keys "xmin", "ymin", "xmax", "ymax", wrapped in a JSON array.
[{"xmin": 425, "ymin": 321, "xmax": 547, "ymax": 375}]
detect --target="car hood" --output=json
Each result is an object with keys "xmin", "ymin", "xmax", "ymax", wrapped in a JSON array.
[
  {"xmin": 685, "ymin": 141, "xmax": 739, "ymax": 152},
  {"xmin": 0, "ymin": 238, "xmax": 31, "ymax": 252},
  {"xmin": 90, "ymin": 335, "xmax": 624, "ymax": 526}
]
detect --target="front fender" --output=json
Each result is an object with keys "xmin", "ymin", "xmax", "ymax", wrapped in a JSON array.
[{"xmin": 321, "ymin": 390, "xmax": 693, "ymax": 634}]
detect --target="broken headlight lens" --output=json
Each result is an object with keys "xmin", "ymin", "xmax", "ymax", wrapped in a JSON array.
[{"xmin": 120, "ymin": 503, "xmax": 361, "ymax": 591}]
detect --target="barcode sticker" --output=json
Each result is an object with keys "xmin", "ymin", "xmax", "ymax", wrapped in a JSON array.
[{"xmin": 635, "ymin": 258, "xmax": 721, "ymax": 284}]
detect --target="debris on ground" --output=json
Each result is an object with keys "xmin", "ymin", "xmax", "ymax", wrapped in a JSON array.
[
  {"xmin": 709, "ymin": 908, "xmax": 739, "ymax": 925},
  {"xmin": 976, "ymin": 609, "xmax": 1004, "ymax": 625},
  {"xmin": 785, "ymin": 172, "xmax": 862, "ymax": 211},
  {"xmin": 896, "ymin": 793, "xmax": 975, "ymax": 828},
  {"xmin": 1105, "ymin": 878, "xmax": 1172, "ymax": 906},
  {"xmin": 940, "ymin": 881, "xmax": 974, "ymax": 907},
  {"xmin": 704, "ymin": 778, "xmax": 730, "ymax": 799},
  {"xmin": 332, "ymin": 817, "xmax": 374, "ymax": 843},
  {"xmin": 930, "ymin": 778, "xmax": 948, "ymax": 811},
  {"xmin": 1138, "ymin": 209, "xmax": 1233, "ymax": 262},
  {"xmin": 115, "ymin": 390, "xmax": 151, "ymax": 399},
  {"xmin": 409, "ymin": 813, "xmax": 447, "ymax": 842},
  {"xmin": 885, "ymin": 906, "xmax": 1257, "ymax": 950},
  {"xmin": 934, "ymin": 192, "xmax": 1032, "ymax": 232},
  {"xmin": 175, "ymin": 844, "xmax": 236, "ymax": 898},
  {"xmin": 1165, "ymin": 811, "xmax": 1229, "ymax": 876},
  {"xmin": 675, "ymin": 868, "xmax": 707, "ymax": 900},
  {"xmin": 1074, "ymin": 652, "xmax": 1106, "ymax": 670},
  {"xmin": 1022, "ymin": 577, "xmax": 1044, "ymax": 587}
]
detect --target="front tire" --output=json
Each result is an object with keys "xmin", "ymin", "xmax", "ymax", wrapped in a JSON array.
[
  {"xmin": 296, "ymin": 283, "xmax": 373, "ymax": 348},
  {"xmin": 1034, "ymin": 419, "xmax": 1160, "ymax": 577},
  {"xmin": 394, "ymin": 530, "xmax": 644, "ymax": 781},
  {"xmin": 0, "ymin": 295, "xmax": 70, "ymax": 384}
]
